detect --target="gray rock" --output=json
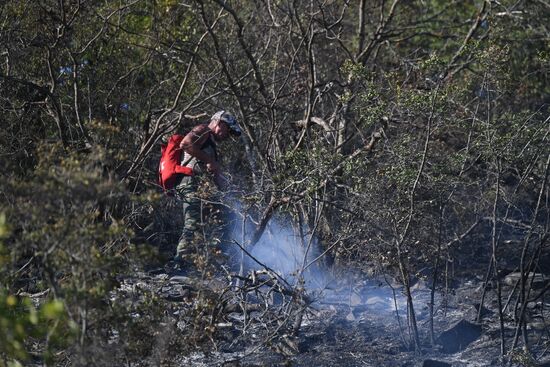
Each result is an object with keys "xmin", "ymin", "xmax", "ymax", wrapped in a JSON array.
[
  {"xmin": 503, "ymin": 272, "xmax": 549, "ymax": 289},
  {"xmin": 437, "ymin": 319, "xmax": 482, "ymax": 353},
  {"xmin": 170, "ymin": 275, "xmax": 193, "ymax": 283},
  {"xmin": 164, "ymin": 286, "xmax": 190, "ymax": 302}
]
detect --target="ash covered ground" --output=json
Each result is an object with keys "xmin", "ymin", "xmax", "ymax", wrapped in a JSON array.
[{"xmin": 117, "ymin": 223, "xmax": 550, "ymax": 367}]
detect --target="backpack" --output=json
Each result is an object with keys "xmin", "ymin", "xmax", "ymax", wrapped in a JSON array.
[{"xmin": 158, "ymin": 134, "xmax": 193, "ymax": 193}]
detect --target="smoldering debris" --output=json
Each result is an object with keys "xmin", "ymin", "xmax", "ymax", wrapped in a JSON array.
[{"xmin": 230, "ymin": 214, "xmax": 436, "ymax": 319}]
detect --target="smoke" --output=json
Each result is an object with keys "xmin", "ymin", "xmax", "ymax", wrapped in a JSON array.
[
  {"xmin": 225, "ymin": 200, "xmax": 435, "ymax": 318},
  {"xmin": 245, "ymin": 218, "xmax": 330, "ymax": 290}
]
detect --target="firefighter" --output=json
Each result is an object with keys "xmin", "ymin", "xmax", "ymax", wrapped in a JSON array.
[{"xmin": 173, "ymin": 111, "xmax": 242, "ymax": 268}]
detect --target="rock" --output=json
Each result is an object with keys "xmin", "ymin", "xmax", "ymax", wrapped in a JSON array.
[
  {"xmin": 527, "ymin": 301, "xmax": 541, "ymax": 310},
  {"xmin": 437, "ymin": 319, "xmax": 482, "ymax": 353},
  {"xmin": 163, "ymin": 285, "xmax": 190, "ymax": 302},
  {"xmin": 422, "ymin": 360, "xmax": 451, "ymax": 367},
  {"xmin": 155, "ymin": 273, "xmax": 170, "ymax": 280},
  {"xmin": 345, "ymin": 311, "xmax": 356, "ymax": 322},
  {"xmin": 366, "ymin": 295, "xmax": 386, "ymax": 306},
  {"xmin": 146, "ymin": 267, "xmax": 166, "ymax": 275},
  {"xmin": 503, "ymin": 272, "xmax": 549, "ymax": 289},
  {"xmin": 528, "ymin": 320, "xmax": 550, "ymax": 330},
  {"xmin": 168, "ymin": 290, "xmax": 190, "ymax": 302},
  {"xmin": 170, "ymin": 275, "xmax": 193, "ymax": 283},
  {"xmin": 350, "ymin": 292, "xmax": 362, "ymax": 306}
]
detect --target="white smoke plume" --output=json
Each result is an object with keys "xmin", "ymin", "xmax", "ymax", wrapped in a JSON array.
[{"xmin": 226, "ymin": 200, "xmax": 435, "ymax": 318}]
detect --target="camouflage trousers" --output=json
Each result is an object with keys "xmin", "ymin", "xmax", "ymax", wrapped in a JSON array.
[
  {"xmin": 175, "ymin": 175, "xmax": 232, "ymax": 258},
  {"xmin": 175, "ymin": 175, "xmax": 200, "ymax": 257}
]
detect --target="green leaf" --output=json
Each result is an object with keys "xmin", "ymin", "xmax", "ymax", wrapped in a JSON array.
[{"xmin": 41, "ymin": 300, "xmax": 65, "ymax": 319}]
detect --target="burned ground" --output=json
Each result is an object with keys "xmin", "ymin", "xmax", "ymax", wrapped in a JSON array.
[{"xmin": 108, "ymin": 247, "xmax": 550, "ymax": 367}]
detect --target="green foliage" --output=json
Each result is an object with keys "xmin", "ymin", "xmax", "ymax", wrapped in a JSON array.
[
  {"xmin": 509, "ymin": 349, "xmax": 538, "ymax": 367},
  {"xmin": 0, "ymin": 216, "xmax": 76, "ymax": 366},
  {"xmin": 277, "ymin": 146, "xmax": 340, "ymax": 200},
  {"xmin": 341, "ymin": 60, "xmax": 370, "ymax": 83},
  {"xmin": 0, "ymin": 140, "xmax": 142, "ymax": 364}
]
